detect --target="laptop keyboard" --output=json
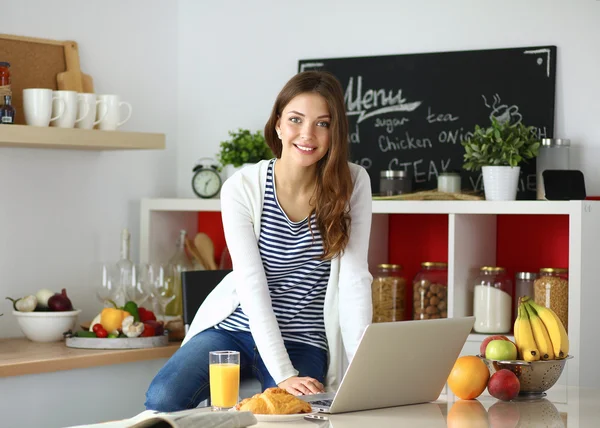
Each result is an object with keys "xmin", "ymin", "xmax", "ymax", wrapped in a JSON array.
[{"xmin": 310, "ymin": 399, "xmax": 333, "ymax": 407}]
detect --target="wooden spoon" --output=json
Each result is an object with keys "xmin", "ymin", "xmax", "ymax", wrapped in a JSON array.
[
  {"xmin": 194, "ymin": 233, "xmax": 218, "ymax": 270},
  {"xmin": 184, "ymin": 237, "xmax": 206, "ymax": 270}
]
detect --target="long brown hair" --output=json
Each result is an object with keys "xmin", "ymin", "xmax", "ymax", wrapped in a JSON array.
[{"xmin": 264, "ymin": 71, "xmax": 352, "ymax": 260}]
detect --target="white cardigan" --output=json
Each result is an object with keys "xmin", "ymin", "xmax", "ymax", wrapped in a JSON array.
[{"xmin": 182, "ymin": 160, "xmax": 373, "ymax": 388}]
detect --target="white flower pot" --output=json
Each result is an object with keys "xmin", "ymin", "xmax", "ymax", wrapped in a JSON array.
[{"xmin": 482, "ymin": 166, "xmax": 520, "ymax": 201}]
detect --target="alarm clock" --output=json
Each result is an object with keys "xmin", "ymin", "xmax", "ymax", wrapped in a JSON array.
[{"xmin": 192, "ymin": 158, "xmax": 222, "ymax": 199}]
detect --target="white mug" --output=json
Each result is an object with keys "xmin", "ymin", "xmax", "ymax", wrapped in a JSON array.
[
  {"xmin": 51, "ymin": 90, "xmax": 89, "ymax": 128},
  {"xmin": 22, "ymin": 88, "xmax": 66, "ymax": 127},
  {"xmin": 75, "ymin": 93, "xmax": 107, "ymax": 130},
  {"xmin": 96, "ymin": 94, "xmax": 132, "ymax": 131}
]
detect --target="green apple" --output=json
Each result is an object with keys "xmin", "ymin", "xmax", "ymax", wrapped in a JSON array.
[{"xmin": 485, "ymin": 339, "xmax": 518, "ymax": 360}]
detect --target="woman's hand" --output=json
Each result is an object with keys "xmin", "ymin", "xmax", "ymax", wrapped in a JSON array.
[{"xmin": 278, "ymin": 376, "xmax": 325, "ymax": 396}]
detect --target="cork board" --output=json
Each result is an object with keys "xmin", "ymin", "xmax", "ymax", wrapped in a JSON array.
[{"xmin": 0, "ymin": 34, "xmax": 67, "ymax": 124}]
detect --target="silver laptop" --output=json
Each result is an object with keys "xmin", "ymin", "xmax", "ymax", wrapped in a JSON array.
[{"xmin": 302, "ymin": 317, "xmax": 475, "ymax": 414}]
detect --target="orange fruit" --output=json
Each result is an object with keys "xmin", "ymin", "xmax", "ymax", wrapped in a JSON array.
[
  {"xmin": 447, "ymin": 356, "xmax": 489, "ymax": 400},
  {"xmin": 447, "ymin": 399, "xmax": 489, "ymax": 428}
]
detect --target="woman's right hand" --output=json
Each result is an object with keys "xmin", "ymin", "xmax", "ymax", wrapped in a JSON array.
[{"xmin": 278, "ymin": 376, "xmax": 325, "ymax": 396}]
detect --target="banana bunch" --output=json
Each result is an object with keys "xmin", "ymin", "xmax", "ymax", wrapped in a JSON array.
[{"xmin": 514, "ymin": 296, "xmax": 569, "ymax": 361}]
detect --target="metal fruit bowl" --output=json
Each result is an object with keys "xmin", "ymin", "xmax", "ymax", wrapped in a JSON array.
[{"xmin": 479, "ymin": 355, "xmax": 573, "ymax": 397}]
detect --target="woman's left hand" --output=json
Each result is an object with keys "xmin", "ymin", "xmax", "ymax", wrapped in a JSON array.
[{"xmin": 278, "ymin": 376, "xmax": 325, "ymax": 396}]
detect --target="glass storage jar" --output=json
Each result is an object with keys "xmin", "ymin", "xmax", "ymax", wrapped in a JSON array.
[
  {"xmin": 536, "ymin": 138, "xmax": 570, "ymax": 200},
  {"xmin": 371, "ymin": 264, "xmax": 406, "ymax": 323},
  {"xmin": 534, "ymin": 268, "xmax": 569, "ymax": 332},
  {"xmin": 380, "ymin": 170, "xmax": 412, "ymax": 196},
  {"xmin": 473, "ymin": 266, "xmax": 513, "ymax": 333},
  {"xmin": 514, "ymin": 271, "xmax": 537, "ymax": 320},
  {"xmin": 413, "ymin": 262, "xmax": 448, "ymax": 320},
  {"xmin": 437, "ymin": 172, "xmax": 461, "ymax": 193}
]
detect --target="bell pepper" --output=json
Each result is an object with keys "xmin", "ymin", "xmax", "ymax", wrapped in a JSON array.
[
  {"xmin": 138, "ymin": 307, "xmax": 157, "ymax": 322},
  {"xmin": 100, "ymin": 307, "xmax": 130, "ymax": 333},
  {"xmin": 122, "ymin": 301, "xmax": 140, "ymax": 322}
]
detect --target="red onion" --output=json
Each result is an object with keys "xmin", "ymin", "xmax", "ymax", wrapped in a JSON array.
[{"xmin": 48, "ymin": 288, "xmax": 74, "ymax": 311}]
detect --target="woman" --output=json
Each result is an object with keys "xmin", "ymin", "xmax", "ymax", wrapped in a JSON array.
[{"xmin": 145, "ymin": 70, "xmax": 373, "ymax": 412}]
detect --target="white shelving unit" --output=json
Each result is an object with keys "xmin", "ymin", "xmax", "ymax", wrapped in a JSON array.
[{"xmin": 140, "ymin": 198, "xmax": 600, "ymax": 403}]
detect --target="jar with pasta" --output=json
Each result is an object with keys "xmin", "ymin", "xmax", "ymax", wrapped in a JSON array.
[
  {"xmin": 534, "ymin": 268, "xmax": 569, "ymax": 332},
  {"xmin": 413, "ymin": 262, "xmax": 448, "ymax": 320},
  {"xmin": 371, "ymin": 264, "xmax": 406, "ymax": 323}
]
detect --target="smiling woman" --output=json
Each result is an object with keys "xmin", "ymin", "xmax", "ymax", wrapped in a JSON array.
[{"xmin": 145, "ymin": 71, "xmax": 373, "ymax": 412}]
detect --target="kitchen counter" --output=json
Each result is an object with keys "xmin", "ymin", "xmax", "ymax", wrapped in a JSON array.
[{"xmin": 0, "ymin": 337, "xmax": 180, "ymax": 377}]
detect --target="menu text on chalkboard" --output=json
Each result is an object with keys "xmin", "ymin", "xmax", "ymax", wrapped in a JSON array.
[{"xmin": 299, "ymin": 46, "xmax": 557, "ymax": 199}]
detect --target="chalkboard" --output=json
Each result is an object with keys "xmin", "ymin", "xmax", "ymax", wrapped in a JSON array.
[{"xmin": 298, "ymin": 46, "xmax": 557, "ymax": 199}]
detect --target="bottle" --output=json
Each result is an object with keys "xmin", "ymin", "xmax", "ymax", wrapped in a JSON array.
[
  {"xmin": 164, "ymin": 230, "xmax": 194, "ymax": 316},
  {"xmin": 371, "ymin": 264, "xmax": 406, "ymax": 323},
  {"xmin": 0, "ymin": 95, "xmax": 15, "ymax": 124},
  {"xmin": 472, "ymin": 266, "xmax": 513, "ymax": 333},
  {"xmin": 413, "ymin": 262, "xmax": 448, "ymax": 320},
  {"xmin": 115, "ymin": 228, "xmax": 134, "ymax": 307},
  {"xmin": 0, "ymin": 62, "xmax": 11, "ymax": 102}
]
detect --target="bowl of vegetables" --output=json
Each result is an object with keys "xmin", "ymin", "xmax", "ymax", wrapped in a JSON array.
[{"xmin": 8, "ymin": 288, "xmax": 81, "ymax": 342}]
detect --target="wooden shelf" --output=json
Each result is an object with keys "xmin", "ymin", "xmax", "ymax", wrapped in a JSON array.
[
  {"xmin": 0, "ymin": 338, "xmax": 179, "ymax": 377},
  {"xmin": 0, "ymin": 124, "xmax": 165, "ymax": 150}
]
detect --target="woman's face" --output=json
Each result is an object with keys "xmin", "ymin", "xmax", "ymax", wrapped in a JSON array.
[{"xmin": 276, "ymin": 92, "xmax": 331, "ymax": 167}]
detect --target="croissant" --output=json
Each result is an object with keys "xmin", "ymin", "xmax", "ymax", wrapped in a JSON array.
[{"xmin": 235, "ymin": 387, "xmax": 312, "ymax": 415}]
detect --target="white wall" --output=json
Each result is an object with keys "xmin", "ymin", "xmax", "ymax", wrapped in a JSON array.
[
  {"xmin": 177, "ymin": 0, "xmax": 600, "ymax": 198},
  {"xmin": 0, "ymin": 0, "xmax": 178, "ymax": 337}
]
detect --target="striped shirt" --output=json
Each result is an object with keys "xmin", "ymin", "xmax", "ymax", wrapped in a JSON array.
[{"xmin": 216, "ymin": 159, "xmax": 330, "ymax": 351}]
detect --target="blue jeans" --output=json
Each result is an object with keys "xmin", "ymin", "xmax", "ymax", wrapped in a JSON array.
[{"xmin": 145, "ymin": 328, "xmax": 328, "ymax": 412}]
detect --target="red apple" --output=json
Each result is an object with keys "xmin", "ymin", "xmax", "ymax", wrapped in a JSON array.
[
  {"xmin": 480, "ymin": 335, "xmax": 511, "ymax": 356},
  {"xmin": 488, "ymin": 369, "xmax": 520, "ymax": 401}
]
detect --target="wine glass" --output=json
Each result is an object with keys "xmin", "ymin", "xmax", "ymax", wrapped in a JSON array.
[
  {"xmin": 124, "ymin": 264, "xmax": 151, "ymax": 307},
  {"xmin": 94, "ymin": 263, "xmax": 118, "ymax": 307},
  {"xmin": 148, "ymin": 263, "xmax": 176, "ymax": 321}
]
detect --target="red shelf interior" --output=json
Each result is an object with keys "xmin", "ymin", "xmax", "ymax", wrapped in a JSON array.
[
  {"xmin": 197, "ymin": 211, "xmax": 226, "ymax": 267},
  {"xmin": 388, "ymin": 214, "xmax": 449, "ymax": 320},
  {"xmin": 197, "ymin": 211, "xmax": 570, "ymax": 324}
]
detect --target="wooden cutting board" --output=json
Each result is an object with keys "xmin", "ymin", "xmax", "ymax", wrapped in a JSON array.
[{"xmin": 56, "ymin": 41, "xmax": 94, "ymax": 93}]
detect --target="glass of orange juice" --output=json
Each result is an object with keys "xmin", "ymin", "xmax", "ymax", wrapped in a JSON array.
[{"xmin": 209, "ymin": 350, "xmax": 240, "ymax": 411}]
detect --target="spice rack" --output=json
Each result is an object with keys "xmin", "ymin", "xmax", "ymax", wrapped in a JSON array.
[
  {"xmin": 139, "ymin": 198, "xmax": 600, "ymax": 403},
  {"xmin": 0, "ymin": 124, "xmax": 165, "ymax": 150}
]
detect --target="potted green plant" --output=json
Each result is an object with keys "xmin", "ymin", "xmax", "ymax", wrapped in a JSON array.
[
  {"xmin": 462, "ymin": 117, "xmax": 541, "ymax": 200},
  {"xmin": 216, "ymin": 129, "xmax": 273, "ymax": 178}
]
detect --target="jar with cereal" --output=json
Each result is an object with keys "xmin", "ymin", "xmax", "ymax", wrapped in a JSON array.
[
  {"xmin": 371, "ymin": 264, "xmax": 406, "ymax": 323},
  {"xmin": 473, "ymin": 266, "xmax": 513, "ymax": 334},
  {"xmin": 413, "ymin": 262, "xmax": 448, "ymax": 320},
  {"xmin": 534, "ymin": 268, "xmax": 569, "ymax": 332}
]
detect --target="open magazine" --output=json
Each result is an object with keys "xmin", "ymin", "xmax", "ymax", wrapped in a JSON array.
[{"xmin": 66, "ymin": 409, "xmax": 257, "ymax": 428}]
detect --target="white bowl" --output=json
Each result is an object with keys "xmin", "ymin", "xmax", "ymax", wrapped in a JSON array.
[{"xmin": 13, "ymin": 309, "xmax": 81, "ymax": 342}]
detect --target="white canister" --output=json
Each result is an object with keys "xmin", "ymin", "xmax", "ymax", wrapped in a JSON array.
[{"xmin": 437, "ymin": 172, "xmax": 461, "ymax": 193}]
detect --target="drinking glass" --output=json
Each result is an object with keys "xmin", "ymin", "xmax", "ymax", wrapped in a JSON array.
[
  {"xmin": 147, "ymin": 263, "xmax": 175, "ymax": 320},
  {"xmin": 209, "ymin": 351, "xmax": 240, "ymax": 411},
  {"xmin": 124, "ymin": 264, "xmax": 151, "ymax": 307},
  {"xmin": 94, "ymin": 263, "xmax": 118, "ymax": 307}
]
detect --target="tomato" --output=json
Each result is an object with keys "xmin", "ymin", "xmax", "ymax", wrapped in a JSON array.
[
  {"xmin": 140, "ymin": 324, "xmax": 156, "ymax": 337},
  {"xmin": 95, "ymin": 327, "xmax": 108, "ymax": 338},
  {"xmin": 92, "ymin": 323, "xmax": 103, "ymax": 333}
]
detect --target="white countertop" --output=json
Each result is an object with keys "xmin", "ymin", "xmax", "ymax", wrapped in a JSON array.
[{"xmin": 72, "ymin": 386, "xmax": 600, "ymax": 428}]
